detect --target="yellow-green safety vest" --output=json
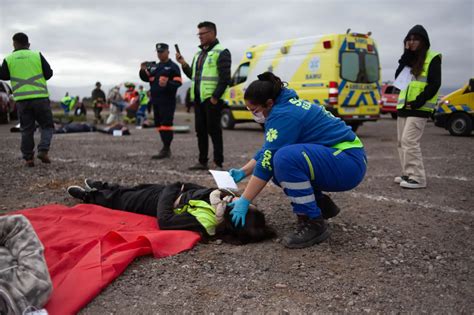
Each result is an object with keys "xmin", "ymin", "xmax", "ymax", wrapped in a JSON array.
[
  {"xmin": 138, "ymin": 90, "xmax": 149, "ymax": 106},
  {"xmin": 190, "ymin": 43, "xmax": 224, "ymax": 102},
  {"xmin": 174, "ymin": 200, "xmax": 218, "ymax": 235},
  {"xmin": 397, "ymin": 50, "xmax": 441, "ymax": 113},
  {"xmin": 5, "ymin": 50, "xmax": 49, "ymax": 101}
]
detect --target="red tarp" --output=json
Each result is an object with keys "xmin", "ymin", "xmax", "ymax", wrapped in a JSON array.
[{"xmin": 15, "ymin": 204, "xmax": 201, "ymax": 315}]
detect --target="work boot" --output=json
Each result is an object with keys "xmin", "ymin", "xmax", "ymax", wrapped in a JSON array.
[
  {"xmin": 317, "ymin": 194, "xmax": 340, "ymax": 219},
  {"xmin": 84, "ymin": 179, "xmax": 104, "ymax": 191},
  {"xmin": 151, "ymin": 147, "xmax": 171, "ymax": 159},
  {"xmin": 67, "ymin": 186, "xmax": 88, "ymax": 201},
  {"xmin": 213, "ymin": 162, "xmax": 224, "ymax": 171},
  {"xmin": 37, "ymin": 151, "xmax": 51, "ymax": 164},
  {"xmin": 188, "ymin": 162, "xmax": 209, "ymax": 170},
  {"xmin": 394, "ymin": 175, "xmax": 409, "ymax": 184},
  {"xmin": 283, "ymin": 216, "xmax": 330, "ymax": 249},
  {"xmin": 25, "ymin": 159, "xmax": 35, "ymax": 167}
]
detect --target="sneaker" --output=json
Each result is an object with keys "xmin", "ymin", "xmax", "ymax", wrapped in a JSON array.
[
  {"xmin": 25, "ymin": 159, "xmax": 35, "ymax": 167},
  {"xmin": 37, "ymin": 151, "xmax": 51, "ymax": 164},
  {"xmin": 67, "ymin": 186, "xmax": 88, "ymax": 201},
  {"xmin": 317, "ymin": 194, "xmax": 341, "ymax": 219},
  {"xmin": 84, "ymin": 179, "xmax": 104, "ymax": 191},
  {"xmin": 394, "ymin": 175, "xmax": 409, "ymax": 184},
  {"xmin": 283, "ymin": 216, "xmax": 330, "ymax": 249},
  {"xmin": 188, "ymin": 162, "xmax": 209, "ymax": 170},
  {"xmin": 400, "ymin": 178, "xmax": 426, "ymax": 189},
  {"xmin": 151, "ymin": 148, "xmax": 171, "ymax": 160}
]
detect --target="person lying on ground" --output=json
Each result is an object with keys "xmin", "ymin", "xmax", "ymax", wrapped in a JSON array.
[
  {"xmin": 54, "ymin": 121, "xmax": 96, "ymax": 134},
  {"xmin": 67, "ymin": 179, "xmax": 275, "ymax": 244}
]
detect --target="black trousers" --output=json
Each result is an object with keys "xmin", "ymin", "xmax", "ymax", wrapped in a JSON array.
[
  {"xmin": 194, "ymin": 98, "xmax": 223, "ymax": 166},
  {"xmin": 16, "ymin": 98, "xmax": 54, "ymax": 160},
  {"xmin": 152, "ymin": 97, "xmax": 176, "ymax": 148},
  {"xmin": 86, "ymin": 182, "xmax": 165, "ymax": 216}
]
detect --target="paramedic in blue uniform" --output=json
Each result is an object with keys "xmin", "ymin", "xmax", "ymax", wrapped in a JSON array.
[
  {"xmin": 140, "ymin": 43, "xmax": 182, "ymax": 159},
  {"xmin": 228, "ymin": 72, "xmax": 367, "ymax": 249}
]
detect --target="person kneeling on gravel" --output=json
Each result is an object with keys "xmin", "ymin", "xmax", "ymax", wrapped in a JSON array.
[
  {"xmin": 228, "ymin": 72, "xmax": 367, "ymax": 249},
  {"xmin": 67, "ymin": 179, "xmax": 275, "ymax": 245}
]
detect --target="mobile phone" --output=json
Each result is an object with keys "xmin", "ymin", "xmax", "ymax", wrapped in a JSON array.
[{"xmin": 174, "ymin": 44, "xmax": 180, "ymax": 54}]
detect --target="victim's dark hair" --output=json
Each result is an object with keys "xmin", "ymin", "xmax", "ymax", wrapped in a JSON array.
[
  {"xmin": 244, "ymin": 72, "xmax": 286, "ymax": 106},
  {"xmin": 215, "ymin": 206, "xmax": 276, "ymax": 245},
  {"xmin": 198, "ymin": 21, "xmax": 217, "ymax": 34}
]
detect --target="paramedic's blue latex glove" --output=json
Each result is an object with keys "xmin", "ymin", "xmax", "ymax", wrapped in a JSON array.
[
  {"xmin": 228, "ymin": 197, "xmax": 250, "ymax": 227},
  {"xmin": 229, "ymin": 168, "xmax": 246, "ymax": 183}
]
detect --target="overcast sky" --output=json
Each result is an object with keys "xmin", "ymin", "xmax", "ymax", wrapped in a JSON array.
[{"xmin": 1, "ymin": 0, "xmax": 473, "ymax": 99}]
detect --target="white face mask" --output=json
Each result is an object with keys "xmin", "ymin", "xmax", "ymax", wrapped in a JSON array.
[{"xmin": 252, "ymin": 111, "xmax": 266, "ymax": 124}]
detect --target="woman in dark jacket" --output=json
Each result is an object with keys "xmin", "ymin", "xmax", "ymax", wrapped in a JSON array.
[
  {"xmin": 67, "ymin": 179, "xmax": 275, "ymax": 245},
  {"xmin": 394, "ymin": 25, "xmax": 441, "ymax": 189}
]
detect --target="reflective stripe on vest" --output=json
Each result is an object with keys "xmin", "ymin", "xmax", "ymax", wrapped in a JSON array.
[
  {"xmin": 397, "ymin": 50, "xmax": 441, "ymax": 113},
  {"xmin": 190, "ymin": 43, "xmax": 224, "ymax": 102},
  {"xmin": 5, "ymin": 50, "xmax": 49, "ymax": 101}
]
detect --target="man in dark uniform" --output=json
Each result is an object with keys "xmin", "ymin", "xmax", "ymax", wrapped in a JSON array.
[{"xmin": 140, "ymin": 43, "xmax": 182, "ymax": 159}]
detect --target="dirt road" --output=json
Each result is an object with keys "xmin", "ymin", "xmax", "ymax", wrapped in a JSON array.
[{"xmin": 0, "ymin": 113, "xmax": 472, "ymax": 313}]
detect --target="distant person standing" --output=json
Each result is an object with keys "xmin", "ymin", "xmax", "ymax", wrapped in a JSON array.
[
  {"xmin": 136, "ymin": 85, "xmax": 149, "ymax": 128},
  {"xmin": 0, "ymin": 33, "xmax": 54, "ymax": 167},
  {"xmin": 394, "ymin": 25, "xmax": 441, "ymax": 189},
  {"xmin": 140, "ymin": 43, "xmax": 182, "ymax": 159},
  {"xmin": 60, "ymin": 92, "xmax": 73, "ymax": 116},
  {"xmin": 91, "ymin": 81, "xmax": 106, "ymax": 123},
  {"xmin": 176, "ymin": 21, "xmax": 231, "ymax": 170}
]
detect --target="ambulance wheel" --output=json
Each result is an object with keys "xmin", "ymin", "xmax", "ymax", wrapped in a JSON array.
[
  {"xmin": 391, "ymin": 112, "xmax": 397, "ymax": 119},
  {"xmin": 448, "ymin": 113, "xmax": 472, "ymax": 136},
  {"xmin": 221, "ymin": 108, "xmax": 235, "ymax": 130}
]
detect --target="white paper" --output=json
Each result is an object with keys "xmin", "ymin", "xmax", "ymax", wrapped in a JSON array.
[
  {"xmin": 393, "ymin": 66, "xmax": 413, "ymax": 90},
  {"xmin": 209, "ymin": 170, "xmax": 238, "ymax": 191},
  {"xmin": 112, "ymin": 130, "xmax": 123, "ymax": 136}
]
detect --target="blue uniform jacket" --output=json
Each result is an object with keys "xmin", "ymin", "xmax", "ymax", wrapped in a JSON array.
[
  {"xmin": 253, "ymin": 88, "xmax": 357, "ymax": 181},
  {"xmin": 139, "ymin": 59, "xmax": 182, "ymax": 100}
]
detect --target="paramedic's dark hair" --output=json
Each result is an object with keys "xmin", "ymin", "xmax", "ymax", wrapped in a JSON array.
[
  {"xmin": 215, "ymin": 206, "xmax": 276, "ymax": 245},
  {"xmin": 12, "ymin": 33, "xmax": 29, "ymax": 46},
  {"xmin": 198, "ymin": 21, "xmax": 217, "ymax": 34},
  {"xmin": 244, "ymin": 72, "xmax": 287, "ymax": 107}
]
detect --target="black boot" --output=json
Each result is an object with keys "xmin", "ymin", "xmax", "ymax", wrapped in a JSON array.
[
  {"xmin": 317, "ymin": 194, "xmax": 340, "ymax": 219},
  {"xmin": 283, "ymin": 216, "xmax": 330, "ymax": 249},
  {"xmin": 151, "ymin": 147, "xmax": 171, "ymax": 159}
]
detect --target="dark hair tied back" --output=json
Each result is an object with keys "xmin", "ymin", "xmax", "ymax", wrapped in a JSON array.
[{"xmin": 244, "ymin": 72, "xmax": 286, "ymax": 106}]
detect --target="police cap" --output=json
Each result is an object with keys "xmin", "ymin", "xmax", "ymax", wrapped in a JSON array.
[{"xmin": 155, "ymin": 43, "xmax": 169, "ymax": 52}]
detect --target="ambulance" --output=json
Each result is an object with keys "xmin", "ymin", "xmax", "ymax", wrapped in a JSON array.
[
  {"xmin": 221, "ymin": 31, "xmax": 381, "ymax": 131},
  {"xmin": 433, "ymin": 78, "xmax": 474, "ymax": 136}
]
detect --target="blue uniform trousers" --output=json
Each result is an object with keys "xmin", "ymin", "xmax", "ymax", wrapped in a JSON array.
[{"xmin": 273, "ymin": 144, "xmax": 366, "ymax": 218}]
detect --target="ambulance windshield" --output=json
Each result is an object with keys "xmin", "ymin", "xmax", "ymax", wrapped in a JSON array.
[{"xmin": 341, "ymin": 52, "xmax": 379, "ymax": 83}]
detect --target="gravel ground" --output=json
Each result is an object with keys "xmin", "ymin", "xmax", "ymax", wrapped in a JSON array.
[{"xmin": 0, "ymin": 111, "xmax": 473, "ymax": 313}]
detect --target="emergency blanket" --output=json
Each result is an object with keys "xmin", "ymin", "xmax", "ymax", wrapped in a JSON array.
[{"xmin": 14, "ymin": 204, "xmax": 201, "ymax": 315}]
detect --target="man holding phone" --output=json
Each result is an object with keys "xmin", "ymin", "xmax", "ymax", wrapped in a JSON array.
[
  {"xmin": 175, "ymin": 21, "xmax": 231, "ymax": 170},
  {"xmin": 140, "ymin": 43, "xmax": 182, "ymax": 159}
]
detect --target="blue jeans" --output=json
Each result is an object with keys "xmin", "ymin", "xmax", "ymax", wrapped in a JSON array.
[
  {"xmin": 272, "ymin": 144, "xmax": 367, "ymax": 218},
  {"xmin": 16, "ymin": 98, "xmax": 54, "ymax": 160}
]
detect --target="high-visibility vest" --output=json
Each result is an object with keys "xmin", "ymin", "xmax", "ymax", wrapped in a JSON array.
[
  {"xmin": 61, "ymin": 96, "xmax": 72, "ymax": 106},
  {"xmin": 190, "ymin": 43, "xmax": 224, "ymax": 102},
  {"xmin": 397, "ymin": 50, "xmax": 441, "ymax": 113},
  {"xmin": 5, "ymin": 50, "xmax": 49, "ymax": 101},
  {"xmin": 138, "ymin": 90, "xmax": 149, "ymax": 106}
]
